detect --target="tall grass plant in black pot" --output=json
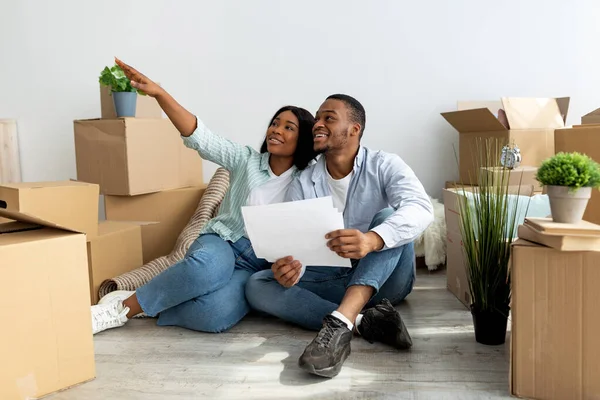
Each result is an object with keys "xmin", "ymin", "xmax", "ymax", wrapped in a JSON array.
[{"xmin": 453, "ymin": 138, "xmax": 529, "ymax": 345}]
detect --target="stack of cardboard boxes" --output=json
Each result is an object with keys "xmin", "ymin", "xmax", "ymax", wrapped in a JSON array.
[
  {"xmin": 74, "ymin": 86, "xmax": 208, "ymax": 272},
  {"xmin": 0, "ymin": 87, "xmax": 210, "ymax": 399},
  {"xmin": 507, "ymin": 109, "xmax": 600, "ymax": 400},
  {"xmin": 0, "ymin": 181, "xmax": 99, "ymax": 399},
  {"xmin": 510, "ymin": 218, "xmax": 600, "ymax": 399},
  {"xmin": 440, "ymin": 96, "xmax": 568, "ymax": 306},
  {"xmin": 441, "ymin": 98, "xmax": 600, "ymax": 398}
]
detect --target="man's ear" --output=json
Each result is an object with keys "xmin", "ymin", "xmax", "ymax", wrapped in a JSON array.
[{"xmin": 349, "ymin": 122, "xmax": 361, "ymax": 138}]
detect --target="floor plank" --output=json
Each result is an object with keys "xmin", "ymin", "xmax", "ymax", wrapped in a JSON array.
[{"xmin": 48, "ymin": 268, "xmax": 512, "ymax": 399}]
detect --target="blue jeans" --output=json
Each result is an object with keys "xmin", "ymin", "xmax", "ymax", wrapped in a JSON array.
[
  {"xmin": 245, "ymin": 208, "xmax": 416, "ymax": 330},
  {"xmin": 136, "ymin": 233, "xmax": 269, "ymax": 333}
]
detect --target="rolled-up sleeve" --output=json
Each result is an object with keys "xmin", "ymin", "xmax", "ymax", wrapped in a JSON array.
[
  {"xmin": 182, "ymin": 116, "xmax": 251, "ymax": 171},
  {"xmin": 370, "ymin": 153, "xmax": 434, "ymax": 250}
]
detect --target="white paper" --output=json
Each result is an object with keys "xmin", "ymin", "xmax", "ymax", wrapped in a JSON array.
[{"xmin": 241, "ymin": 197, "xmax": 352, "ymax": 268}]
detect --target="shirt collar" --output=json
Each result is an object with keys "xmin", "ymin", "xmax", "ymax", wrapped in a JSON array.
[{"xmin": 260, "ymin": 152, "xmax": 270, "ymax": 172}]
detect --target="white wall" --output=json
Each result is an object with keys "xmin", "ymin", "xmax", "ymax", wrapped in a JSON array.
[{"xmin": 2, "ymin": 0, "xmax": 600, "ymax": 202}]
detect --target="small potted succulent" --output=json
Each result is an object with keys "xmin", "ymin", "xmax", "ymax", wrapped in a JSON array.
[
  {"xmin": 99, "ymin": 63, "xmax": 145, "ymax": 117},
  {"xmin": 535, "ymin": 152, "xmax": 600, "ymax": 223}
]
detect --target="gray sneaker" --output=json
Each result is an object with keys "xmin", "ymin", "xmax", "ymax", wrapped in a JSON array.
[{"xmin": 298, "ymin": 315, "xmax": 353, "ymax": 378}]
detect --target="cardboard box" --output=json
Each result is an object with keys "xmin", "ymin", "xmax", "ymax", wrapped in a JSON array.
[
  {"xmin": 74, "ymin": 118, "xmax": 204, "ymax": 195},
  {"xmin": 442, "ymin": 184, "xmax": 540, "ymax": 307},
  {"xmin": 105, "ymin": 185, "xmax": 207, "ymax": 263},
  {"xmin": 87, "ymin": 221, "xmax": 144, "ymax": 304},
  {"xmin": 581, "ymin": 108, "xmax": 600, "ymax": 124},
  {"xmin": 100, "ymin": 84, "xmax": 163, "ymax": 119},
  {"xmin": 0, "ymin": 192, "xmax": 96, "ymax": 399},
  {"xmin": 441, "ymin": 97, "xmax": 569, "ymax": 184},
  {"xmin": 444, "ymin": 181, "xmax": 476, "ymax": 189},
  {"xmin": 0, "ymin": 181, "xmax": 99, "ymax": 238},
  {"xmin": 510, "ymin": 239, "xmax": 600, "ymax": 399},
  {"xmin": 480, "ymin": 166, "xmax": 541, "ymax": 192},
  {"xmin": 555, "ymin": 125, "xmax": 600, "ymax": 225}
]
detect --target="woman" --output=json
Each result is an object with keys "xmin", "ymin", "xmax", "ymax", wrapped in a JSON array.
[{"xmin": 91, "ymin": 58, "xmax": 317, "ymax": 335}]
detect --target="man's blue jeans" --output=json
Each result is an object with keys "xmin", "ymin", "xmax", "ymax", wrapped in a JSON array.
[
  {"xmin": 245, "ymin": 208, "xmax": 416, "ymax": 330},
  {"xmin": 135, "ymin": 233, "xmax": 269, "ymax": 333}
]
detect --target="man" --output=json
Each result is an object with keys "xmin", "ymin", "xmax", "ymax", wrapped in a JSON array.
[{"xmin": 245, "ymin": 94, "xmax": 434, "ymax": 378}]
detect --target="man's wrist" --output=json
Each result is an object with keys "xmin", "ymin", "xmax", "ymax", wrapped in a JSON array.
[{"xmin": 365, "ymin": 231, "xmax": 385, "ymax": 252}]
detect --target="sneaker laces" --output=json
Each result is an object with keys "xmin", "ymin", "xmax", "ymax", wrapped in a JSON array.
[
  {"xmin": 315, "ymin": 316, "xmax": 344, "ymax": 347},
  {"xmin": 92, "ymin": 301, "xmax": 129, "ymax": 332}
]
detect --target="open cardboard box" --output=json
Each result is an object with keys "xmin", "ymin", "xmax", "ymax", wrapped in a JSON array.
[
  {"xmin": 0, "ymin": 181, "xmax": 99, "ymax": 238},
  {"xmin": 581, "ymin": 107, "xmax": 600, "ymax": 124},
  {"xmin": 0, "ymin": 181, "xmax": 98, "ymax": 399},
  {"xmin": 442, "ymin": 183, "xmax": 549, "ymax": 307},
  {"xmin": 442, "ymin": 97, "xmax": 569, "ymax": 185}
]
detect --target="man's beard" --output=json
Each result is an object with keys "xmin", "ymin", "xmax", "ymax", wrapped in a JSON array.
[{"xmin": 314, "ymin": 130, "xmax": 349, "ymax": 154}]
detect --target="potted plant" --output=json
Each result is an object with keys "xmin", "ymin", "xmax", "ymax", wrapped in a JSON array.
[
  {"xmin": 535, "ymin": 152, "xmax": 600, "ymax": 224},
  {"xmin": 453, "ymin": 137, "xmax": 526, "ymax": 345},
  {"xmin": 98, "ymin": 63, "xmax": 145, "ymax": 117}
]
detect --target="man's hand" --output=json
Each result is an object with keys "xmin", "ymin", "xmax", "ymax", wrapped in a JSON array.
[
  {"xmin": 114, "ymin": 57, "xmax": 164, "ymax": 98},
  {"xmin": 326, "ymin": 230, "xmax": 384, "ymax": 259},
  {"xmin": 272, "ymin": 256, "xmax": 302, "ymax": 288}
]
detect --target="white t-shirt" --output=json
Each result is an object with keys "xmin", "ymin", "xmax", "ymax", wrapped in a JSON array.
[
  {"xmin": 246, "ymin": 166, "xmax": 295, "ymax": 207},
  {"xmin": 326, "ymin": 168, "xmax": 353, "ymax": 213}
]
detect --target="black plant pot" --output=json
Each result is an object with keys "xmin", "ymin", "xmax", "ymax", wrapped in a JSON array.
[{"xmin": 470, "ymin": 305, "xmax": 509, "ymax": 346}]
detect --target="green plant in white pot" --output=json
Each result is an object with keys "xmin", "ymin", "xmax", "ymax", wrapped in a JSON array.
[
  {"xmin": 535, "ymin": 152, "xmax": 600, "ymax": 224},
  {"xmin": 99, "ymin": 63, "xmax": 145, "ymax": 117}
]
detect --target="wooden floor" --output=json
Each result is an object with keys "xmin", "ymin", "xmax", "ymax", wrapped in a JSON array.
[{"xmin": 49, "ymin": 268, "xmax": 512, "ymax": 400}]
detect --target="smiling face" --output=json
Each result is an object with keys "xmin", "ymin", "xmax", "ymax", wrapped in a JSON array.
[
  {"xmin": 312, "ymin": 99, "xmax": 361, "ymax": 154},
  {"xmin": 265, "ymin": 110, "xmax": 300, "ymax": 157}
]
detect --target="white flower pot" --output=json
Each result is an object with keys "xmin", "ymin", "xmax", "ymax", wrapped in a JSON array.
[{"xmin": 546, "ymin": 185, "xmax": 592, "ymax": 224}]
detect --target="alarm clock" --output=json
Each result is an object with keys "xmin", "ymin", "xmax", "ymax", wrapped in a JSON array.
[{"xmin": 500, "ymin": 144, "xmax": 521, "ymax": 169}]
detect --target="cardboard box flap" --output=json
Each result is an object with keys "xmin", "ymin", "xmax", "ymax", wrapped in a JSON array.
[
  {"xmin": 74, "ymin": 118, "xmax": 126, "ymax": 138},
  {"xmin": 0, "ymin": 181, "xmax": 99, "ymax": 234},
  {"xmin": 582, "ymin": 107, "xmax": 600, "ymax": 118},
  {"xmin": 441, "ymin": 108, "xmax": 507, "ymax": 133},
  {"xmin": 457, "ymin": 101, "xmax": 503, "ymax": 116},
  {"xmin": 501, "ymin": 97, "xmax": 567, "ymax": 130},
  {"xmin": 556, "ymin": 97, "xmax": 570, "ymax": 124},
  {"xmin": 0, "ymin": 209, "xmax": 81, "ymax": 233},
  {"xmin": 0, "ymin": 221, "xmax": 43, "ymax": 234}
]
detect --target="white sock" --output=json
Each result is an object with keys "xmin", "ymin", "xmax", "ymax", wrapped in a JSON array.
[
  {"xmin": 331, "ymin": 311, "xmax": 354, "ymax": 331},
  {"xmin": 355, "ymin": 314, "xmax": 364, "ymax": 332}
]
